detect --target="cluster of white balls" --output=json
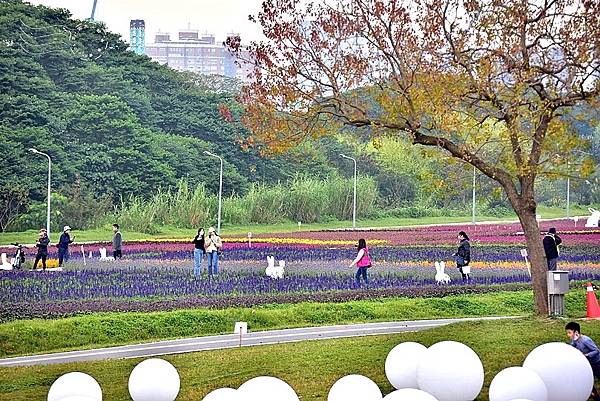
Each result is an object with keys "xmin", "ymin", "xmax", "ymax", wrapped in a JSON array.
[{"xmin": 47, "ymin": 341, "xmax": 595, "ymax": 401}]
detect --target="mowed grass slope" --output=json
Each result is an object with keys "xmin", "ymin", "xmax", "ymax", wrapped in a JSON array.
[
  {"xmin": 0, "ymin": 205, "xmax": 586, "ymax": 245},
  {"xmin": 1, "ymin": 318, "xmax": 599, "ymax": 401},
  {"xmin": 0, "ymin": 289, "xmax": 589, "ymax": 357}
]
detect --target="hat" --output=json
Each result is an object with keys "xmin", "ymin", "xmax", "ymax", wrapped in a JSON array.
[
  {"xmin": 208, "ymin": 227, "xmax": 215, "ymax": 233},
  {"xmin": 63, "ymin": 225, "xmax": 72, "ymax": 232},
  {"xmin": 548, "ymin": 227, "xmax": 557, "ymax": 234}
]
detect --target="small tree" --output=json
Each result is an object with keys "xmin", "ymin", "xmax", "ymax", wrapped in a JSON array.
[
  {"xmin": 0, "ymin": 183, "xmax": 29, "ymax": 232},
  {"xmin": 231, "ymin": 0, "xmax": 600, "ymax": 314}
]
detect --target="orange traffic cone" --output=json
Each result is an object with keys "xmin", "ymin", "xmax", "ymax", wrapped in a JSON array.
[{"xmin": 586, "ymin": 283, "xmax": 600, "ymax": 319}]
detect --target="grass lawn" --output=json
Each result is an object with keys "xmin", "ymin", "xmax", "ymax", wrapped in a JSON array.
[
  {"xmin": 0, "ymin": 205, "xmax": 587, "ymax": 245},
  {"xmin": 0, "ymin": 289, "xmax": 589, "ymax": 357},
  {"xmin": 1, "ymin": 318, "xmax": 598, "ymax": 401}
]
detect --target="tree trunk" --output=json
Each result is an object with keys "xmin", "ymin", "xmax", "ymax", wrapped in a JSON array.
[{"xmin": 516, "ymin": 204, "xmax": 549, "ymax": 316}]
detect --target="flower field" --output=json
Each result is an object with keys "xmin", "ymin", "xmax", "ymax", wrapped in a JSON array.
[{"xmin": 0, "ymin": 219, "xmax": 598, "ymax": 322}]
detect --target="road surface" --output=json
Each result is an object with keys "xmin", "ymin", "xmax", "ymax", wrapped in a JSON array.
[{"xmin": 0, "ymin": 316, "xmax": 517, "ymax": 367}]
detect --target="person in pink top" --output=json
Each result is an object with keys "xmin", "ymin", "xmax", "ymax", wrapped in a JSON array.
[{"xmin": 350, "ymin": 238, "xmax": 371, "ymax": 287}]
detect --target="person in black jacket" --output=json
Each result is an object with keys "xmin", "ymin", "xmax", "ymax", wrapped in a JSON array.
[
  {"xmin": 192, "ymin": 228, "xmax": 205, "ymax": 277},
  {"xmin": 33, "ymin": 229, "xmax": 50, "ymax": 271},
  {"xmin": 543, "ymin": 227, "xmax": 562, "ymax": 271},
  {"xmin": 453, "ymin": 231, "xmax": 471, "ymax": 282},
  {"xmin": 57, "ymin": 226, "xmax": 74, "ymax": 267}
]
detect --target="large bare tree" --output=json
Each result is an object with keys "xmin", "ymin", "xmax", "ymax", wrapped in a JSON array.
[{"xmin": 230, "ymin": 0, "xmax": 600, "ymax": 314}]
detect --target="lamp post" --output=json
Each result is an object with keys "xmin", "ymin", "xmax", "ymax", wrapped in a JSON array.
[
  {"xmin": 28, "ymin": 148, "xmax": 52, "ymax": 238},
  {"xmin": 472, "ymin": 165, "xmax": 476, "ymax": 224},
  {"xmin": 340, "ymin": 154, "xmax": 357, "ymax": 229},
  {"xmin": 204, "ymin": 151, "xmax": 223, "ymax": 234}
]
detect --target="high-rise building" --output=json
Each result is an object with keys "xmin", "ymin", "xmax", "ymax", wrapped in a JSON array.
[
  {"xmin": 144, "ymin": 27, "xmax": 251, "ymax": 81},
  {"xmin": 129, "ymin": 19, "xmax": 145, "ymax": 55}
]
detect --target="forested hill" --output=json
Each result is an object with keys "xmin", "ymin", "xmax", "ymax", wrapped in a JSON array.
[{"xmin": 0, "ymin": 0, "xmax": 327, "ymax": 203}]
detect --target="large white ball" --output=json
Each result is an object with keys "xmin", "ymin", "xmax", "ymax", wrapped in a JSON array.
[
  {"xmin": 417, "ymin": 341, "xmax": 484, "ymax": 401},
  {"xmin": 238, "ymin": 376, "xmax": 299, "ymax": 401},
  {"xmin": 383, "ymin": 388, "xmax": 439, "ymax": 400},
  {"xmin": 385, "ymin": 342, "xmax": 428, "ymax": 389},
  {"xmin": 47, "ymin": 372, "xmax": 102, "ymax": 401},
  {"xmin": 56, "ymin": 398, "xmax": 99, "ymax": 401},
  {"xmin": 523, "ymin": 342, "xmax": 593, "ymax": 401},
  {"xmin": 327, "ymin": 374, "xmax": 383, "ymax": 401},
  {"xmin": 489, "ymin": 367, "xmax": 547, "ymax": 401},
  {"xmin": 202, "ymin": 388, "xmax": 243, "ymax": 401},
  {"xmin": 128, "ymin": 358, "xmax": 180, "ymax": 401}
]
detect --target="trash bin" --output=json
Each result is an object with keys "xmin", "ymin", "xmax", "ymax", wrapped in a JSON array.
[{"xmin": 548, "ymin": 270, "xmax": 570, "ymax": 316}]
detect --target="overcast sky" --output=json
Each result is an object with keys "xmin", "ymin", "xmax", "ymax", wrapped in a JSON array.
[{"xmin": 27, "ymin": 0, "xmax": 264, "ymax": 44}]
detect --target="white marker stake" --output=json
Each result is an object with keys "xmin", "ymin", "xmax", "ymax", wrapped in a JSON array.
[
  {"xmin": 520, "ymin": 249, "xmax": 530, "ymax": 277},
  {"xmin": 248, "ymin": 232, "xmax": 252, "ymax": 248},
  {"xmin": 81, "ymin": 245, "xmax": 86, "ymax": 266}
]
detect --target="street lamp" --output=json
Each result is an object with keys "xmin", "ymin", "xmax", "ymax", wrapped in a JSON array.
[
  {"xmin": 340, "ymin": 154, "xmax": 357, "ymax": 229},
  {"xmin": 472, "ymin": 166, "xmax": 476, "ymax": 224},
  {"xmin": 204, "ymin": 150, "xmax": 223, "ymax": 234},
  {"xmin": 28, "ymin": 148, "xmax": 52, "ymax": 239},
  {"xmin": 561, "ymin": 150, "xmax": 594, "ymax": 219}
]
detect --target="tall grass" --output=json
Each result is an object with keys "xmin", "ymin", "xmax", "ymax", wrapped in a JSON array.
[{"xmin": 114, "ymin": 176, "xmax": 378, "ymax": 233}]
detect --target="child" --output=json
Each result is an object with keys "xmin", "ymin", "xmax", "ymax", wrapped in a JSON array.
[{"xmin": 566, "ymin": 321, "xmax": 600, "ymax": 401}]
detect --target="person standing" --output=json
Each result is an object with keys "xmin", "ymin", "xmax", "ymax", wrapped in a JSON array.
[
  {"xmin": 112, "ymin": 224, "xmax": 123, "ymax": 259},
  {"xmin": 543, "ymin": 227, "xmax": 562, "ymax": 271},
  {"xmin": 566, "ymin": 322, "xmax": 600, "ymax": 401},
  {"xmin": 57, "ymin": 225, "xmax": 74, "ymax": 267},
  {"xmin": 33, "ymin": 229, "xmax": 50, "ymax": 271},
  {"xmin": 192, "ymin": 228, "xmax": 206, "ymax": 277},
  {"xmin": 350, "ymin": 238, "xmax": 371, "ymax": 287},
  {"xmin": 205, "ymin": 227, "xmax": 222, "ymax": 276},
  {"xmin": 453, "ymin": 231, "xmax": 471, "ymax": 282}
]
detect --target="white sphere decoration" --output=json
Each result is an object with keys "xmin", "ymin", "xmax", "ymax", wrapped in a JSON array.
[
  {"xmin": 385, "ymin": 342, "xmax": 428, "ymax": 389},
  {"xmin": 417, "ymin": 341, "xmax": 484, "ymax": 401},
  {"xmin": 202, "ymin": 388, "xmax": 243, "ymax": 401},
  {"xmin": 383, "ymin": 388, "xmax": 439, "ymax": 400},
  {"xmin": 238, "ymin": 376, "xmax": 299, "ymax": 401},
  {"xmin": 327, "ymin": 374, "xmax": 383, "ymax": 401},
  {"xmin": 47, "ymin": 372, "xmax": 102, "ymax": 401},
  {"xmin": 128, "ymin": 358, "xmax": 180, "ymax": 401},
  {"xmin": 489, "ymin": 367, "xmax": 547, "ymax": 401},
  {"xmin": 57, "ymin": 397, "xmax": 99, "ymax": 401},
  {"xmin": 523, "ymin": 342, "xmax": 593, "ymax": 401}
]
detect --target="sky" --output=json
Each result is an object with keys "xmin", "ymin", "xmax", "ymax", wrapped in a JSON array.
[{"xmin": 27, "ymin": 0, "xmax": 265, "ymax": 44}]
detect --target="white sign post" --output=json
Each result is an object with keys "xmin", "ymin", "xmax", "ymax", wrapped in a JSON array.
[
  {"xmin": 248, "ymin": 232, "xmax": 252, "ymax": 248},
  {"xmin": 234, "ymin": 322, "xmax": 248, "ymax": 347},
  {"xmin": 81, "ymin": 245, "xmax": 86, "ymax": 266},
  {"xmin": 297, "ymin": 221, "xmax": 302, "ymax": 231},
  {"xmin": 520, "ymin": 249, "xmax": 531, "ymax": 277}
]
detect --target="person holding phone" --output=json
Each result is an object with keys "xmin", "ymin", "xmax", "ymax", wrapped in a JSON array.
[
  {"xmin": 192, "ymin": 228, "xmax": 205, "ymax": 277},
  {"xmin": 33, "ymin": 229, "xmax": 50, "ymax": 270},
  {"xmin": 566, "ymin": 321, "xmax": 600, "ymax": 401},
  {"xmin": 204, "ymin": 227, "xmax": 222, "ymax": 276},
  {"xmin": 57, "ymin": 225, "xmax": 74, "ymax": 267}
]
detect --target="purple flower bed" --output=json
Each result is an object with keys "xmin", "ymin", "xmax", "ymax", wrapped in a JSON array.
[{"xmin": 0, "ymin": 283, "xmax": 533, "ymax": 322}]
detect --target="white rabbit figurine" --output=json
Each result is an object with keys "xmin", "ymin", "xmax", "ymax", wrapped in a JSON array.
[
  {"xmin": 273, "ymin": 260, "xmax": 285, "ymax": 279},
  {"xmin": 99, "ymin": 247, "xmax": 115, "ymax": 261},
  {"xmin": 435, "ymin": 261, "xmax": 451, "ymax": 284},
  {"xmin": 265, "ymin": 255, "xmax": 276, "ymax": 278}
]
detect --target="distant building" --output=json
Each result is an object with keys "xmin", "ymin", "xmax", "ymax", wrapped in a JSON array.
[
  {"xmin": 129, "ymin": 19, "xmax": 145, "ymax": 55},
  {"xmin": 145, "ymin": 28, "xmax": 252, "ymax": 81}
]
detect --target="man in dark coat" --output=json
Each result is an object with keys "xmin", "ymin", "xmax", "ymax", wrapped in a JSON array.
[{"xmin": 543, "ymin": 227, "xmax": 562, "ymax": 271}]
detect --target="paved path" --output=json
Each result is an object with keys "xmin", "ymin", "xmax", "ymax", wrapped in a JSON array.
[{"xmin": 0, "ymin": 316, "xmax": 518, "ymax": 367}]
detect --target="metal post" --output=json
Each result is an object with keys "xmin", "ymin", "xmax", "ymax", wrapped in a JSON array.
[
  {"xmin": 472, "ymin": 166, "xmax": 476, "ymax": 225},
  {"xmin": 204, "ymin": 151, "xmax": 223, "ymax": 234},
  {"xmin": 29, "ymin": 148, "xmax": 52, "ymax": 239},
  {"xmin": 566, "ymin": 160, "xmax": 570, "ymax": 219},
  {"xmin": 340, "ymin": 154, "xmax": 357, "ymax": 229}
]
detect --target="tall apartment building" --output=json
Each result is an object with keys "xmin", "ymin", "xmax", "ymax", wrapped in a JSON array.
[
  {"xmin": 129, "ymin": 20, "xmax": 145, "ymax": 55},
  {"xmin": 144, "ymin": 28, "xmax": 251, "ymax": 81}
]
